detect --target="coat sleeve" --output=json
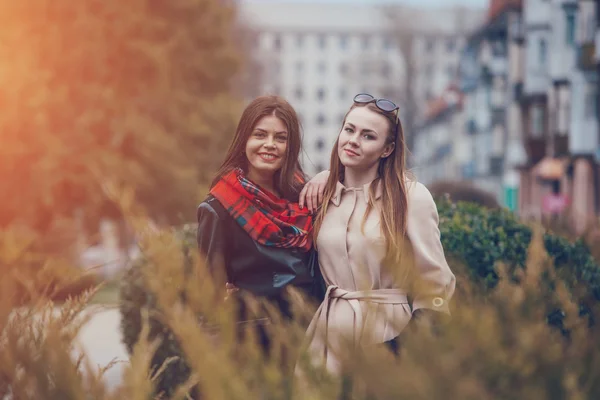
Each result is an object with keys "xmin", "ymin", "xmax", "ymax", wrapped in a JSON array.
[
  {"xmin": 196, "ymin": 201, "xmax": 228, "ymax": 284},
  {"xmin": 406, "ymin": 182, "xmax": 456, "ymax": 315}
]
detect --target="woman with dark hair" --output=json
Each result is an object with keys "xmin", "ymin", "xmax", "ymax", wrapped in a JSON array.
[
  {"xmin": 197, "ymin": 95, "xmax": 323, "ymax": 351},
  {"xmin": 302, "ymin": 94, "xmax": 456, "ymax": 376}
]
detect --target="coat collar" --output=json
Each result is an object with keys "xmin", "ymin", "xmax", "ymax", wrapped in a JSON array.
[{"xmin": 331, "ymin": 180, "xmax": 383, "ymax": 206}]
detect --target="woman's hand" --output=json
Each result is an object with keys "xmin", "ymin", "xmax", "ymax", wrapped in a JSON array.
[
  {"xmin": 299, "ymin": 170, "xmax": 330, "ymax": 213},
  {"xmin": 224, "ymin": 282, "xmax": 239, "ymax": 301}
]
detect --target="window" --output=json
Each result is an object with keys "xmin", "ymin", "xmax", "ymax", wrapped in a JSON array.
[
  {"xmin": 317, "ymin": 88, "xmax": 326, "ymax": 101},
  {"xmin": 315, "ymin": 138, "xmax": 326, "ymax": 151},
  {"xmin": 538, "ymin": 39, "xmax": 547, "ymax": 65},
  {"xmin": 273, "ymin": 34, "xmax": 281, "ymax": 51},
  {"xmin": 530, "ymin": 104, "xmax": 545, "ymax": 137},
  {"xmin": 318, "ymin": 34, "xmax": 327, "ymax": 49},
  {"xmin": 566, "ymin": 12, "xmax": 576, "ymax": 45},
  {"xmin": 339, "ymin": 35, "xmax": 348, "ymax": 49},
  {"xmin": 317, "ymin": 61, "xmax": 326, "ymax": 75},
  {"xmin": 316, "ymin": 114, "xmax": 326, "ymax": 125},
  {"xmin": 584, "ymin": 85, "xmax": 597, "ymax": 119}
]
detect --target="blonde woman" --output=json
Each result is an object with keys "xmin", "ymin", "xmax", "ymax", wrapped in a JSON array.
[{"xmin": 303, "ymin": 93, "xmax": 456, "ymax": 374}]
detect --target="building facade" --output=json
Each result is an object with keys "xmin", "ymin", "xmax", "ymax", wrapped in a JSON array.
[
  {"xmin": 238, "ymin": 2, "xmax": 483, "ymax": 176},
  {"xmin": 516, "ymin": 0, "xmax": 600, "ymax": 233},
  {"xmin": 411, "ymin": 0, "xmax": 600, "ymax": 231},
  {"xmin": 454, "ymin": 0, "xmax": 520, "ymax": 199},
  {"xmin": 412, "ymin": 86, "xmax": 467, "ymax": 184}
]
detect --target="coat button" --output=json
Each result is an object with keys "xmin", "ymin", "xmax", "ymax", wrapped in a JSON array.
[{"xmin": 432, "ymin": 297, "xmax": 444, "ymax": 307}]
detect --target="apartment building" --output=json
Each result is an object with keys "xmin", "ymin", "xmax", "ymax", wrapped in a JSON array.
[{"xmin": 238, "ymin": 1, "xmax": 483, "ymax": 175}]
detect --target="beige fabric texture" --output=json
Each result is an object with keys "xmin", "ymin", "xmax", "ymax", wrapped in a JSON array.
[{"xmin": 304, "ymin": 179, "xmax": 456, "ymax": 374}]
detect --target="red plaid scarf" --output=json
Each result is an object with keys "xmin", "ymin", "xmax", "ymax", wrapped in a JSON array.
[{"xmin": 209, "ymin": 169, "xmax": 313, "ymax": 252}]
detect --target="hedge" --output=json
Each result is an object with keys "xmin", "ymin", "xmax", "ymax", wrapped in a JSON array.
[
  {"xmin": 437, "ymin": 198, "xmax": 600, "ymax": 329},
  {"xmin": 120, "ymin": 200, "xmax": 600, "ymax": 397}
]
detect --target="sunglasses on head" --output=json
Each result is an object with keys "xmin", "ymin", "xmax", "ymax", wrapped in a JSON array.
[
  {"xmin": 353, "ymin": 93, "xmax": 400, "ymax": 139},
  {"xmin": 353, "ymin": 93, "xmax": 399, "ymax": 114}
]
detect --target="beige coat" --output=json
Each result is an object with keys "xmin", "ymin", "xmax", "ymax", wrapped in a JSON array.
[{"xmin": 303, "ymin": 179, "xmax": 456, "ymax": 373}]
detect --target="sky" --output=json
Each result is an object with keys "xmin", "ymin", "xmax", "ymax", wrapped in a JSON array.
[{"xmin": 244, "ymin": 0, "xmax": 488, "ymax": 9}]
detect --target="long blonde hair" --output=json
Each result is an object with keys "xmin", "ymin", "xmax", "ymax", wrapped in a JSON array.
[{"xmin": 313, "ymin": 102, "xmax": 410, "ymax": 265}]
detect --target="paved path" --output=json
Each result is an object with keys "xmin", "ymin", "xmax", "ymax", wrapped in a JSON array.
[{"xmin": 77, "ymin": 307, "xmax": 128, "ymax": 390}]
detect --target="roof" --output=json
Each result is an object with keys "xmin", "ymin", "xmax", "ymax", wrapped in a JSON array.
[
  {"xmin": 488, "ymin": 0, "xmax": 522, "ymax": 22},
  {"xmin": 423, "ymin": 85, "xmax": 464, "ymax": 122},
  {"xmin": 466, "ymin": 0, "xmax": 522, "ymax": 44}
]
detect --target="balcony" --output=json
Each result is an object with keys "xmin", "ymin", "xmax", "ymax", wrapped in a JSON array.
[
  {"xmin": 489, "ymin": 156, "xmax": 504, "ymax": 176},
  {"xmin": 577, "ymin": 42, "xmax": 596, "ymax": 71},
  {"xmin": 513, "ymin": 82, "xmax": 524, "ymax": 102},
  {"xmin": 524, "ymin": 137, "xmax": 547, "ymax": 164},
  {"xmin": 554, "ymin": 134, "xmax": 570, "ymax": 157}
]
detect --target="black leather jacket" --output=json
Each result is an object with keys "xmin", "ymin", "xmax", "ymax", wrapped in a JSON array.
[{"xmin": 196, "ymin": 195, "xmax": 324, "ymax": 319}]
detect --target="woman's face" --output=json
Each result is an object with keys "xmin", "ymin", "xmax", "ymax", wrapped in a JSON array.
[
  {"xmin": 245, "ymin": 114, "xmax": 288, "ymax": 182},
  {"xmin": 338, "ymin": 107, "xmax": 394, "ymax": 171}
]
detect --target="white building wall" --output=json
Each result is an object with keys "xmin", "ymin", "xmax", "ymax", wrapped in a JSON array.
[{"xmin": 239, "ymin": 2, "xmax": 484, "ymax": 176}]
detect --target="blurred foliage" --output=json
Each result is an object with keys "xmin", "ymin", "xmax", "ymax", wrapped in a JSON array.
[
  {"xmin": 115, "ymin": 199, "xmax": 600, "ymax": 399},
  {"xmin": 0, "ymin": 0, "xmax": 243, "ymax": 236},
  {"xmin": 437, "ymin": 197, "xmax": 600, "ymax": 333},
  {"xmin": 437, "ymin": 198, "xmax": 600, "ymax": 297},
  {"xmin": 429, "ymin": 179, "xmax": 501, "ymax": 209},
  {"xmin": 2, "ymin": 206, "xmax": 600, "ymax": 398},
  {"xmin": 0, "ymin": 223, "xmax": 100, "ymax": 308},
  {"xmin": 0, "ymin": 0, "xmax": 248, "ymax": 305}
]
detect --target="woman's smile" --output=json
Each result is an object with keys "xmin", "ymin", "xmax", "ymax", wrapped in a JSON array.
[{"xmin": 258, "ymin": 152, "xmax": 280, "ymax": 162}]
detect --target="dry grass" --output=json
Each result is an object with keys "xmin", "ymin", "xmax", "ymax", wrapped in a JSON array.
[{"xmin": 2, "ymin": 217, "xmax": 600, "ymax": 399}]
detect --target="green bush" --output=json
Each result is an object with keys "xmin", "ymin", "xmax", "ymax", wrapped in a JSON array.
[
  {"xmin": 118, "ymin": 199, "xmax": 600, "ymax": 398},
  {"xmin": 119, "ymin": 225, "xmax": 197, "ymax": 399},
  {"xmin": 436, "ymin": 198, "xmax": 600, "ymax": 329}
]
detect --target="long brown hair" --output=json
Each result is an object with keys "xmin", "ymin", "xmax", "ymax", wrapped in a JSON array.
[
  {"xmin": 211, "ymin": 95, "xmax": 305, "ymax": 201},
  {"xmin": 313, "ymin": 102, "xmax": 410, "ymax": 264}
]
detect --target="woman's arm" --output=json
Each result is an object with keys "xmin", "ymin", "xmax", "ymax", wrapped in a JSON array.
[
  {"xmin": 299, "ymin": 170, "xmax": 330, "ymax": 212},
  {"xmin": 406, "ymin": 182, "xmax": 456, "ymax": 315}
]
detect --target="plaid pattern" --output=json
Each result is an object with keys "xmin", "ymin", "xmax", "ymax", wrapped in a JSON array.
[{"xmin": 210, "ymin": 168, "xmax": 313, "ymax": 252}]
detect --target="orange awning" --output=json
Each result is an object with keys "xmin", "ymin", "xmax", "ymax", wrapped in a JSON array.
[{"xmin": 532, "ymin": 156, "xmax": 569, "ymax": 180}]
